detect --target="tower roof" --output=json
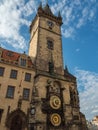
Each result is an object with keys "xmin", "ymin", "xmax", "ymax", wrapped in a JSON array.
[
  {"xmin": 64, "ymin": 66, "xmax": 76, "ymax": 81},
  {"xmin": 43, "ymin": 4, "xmax": 53, "ymax": 16},
  {"xmin": 37, "ymin": 3, "xmax": 63, "ymax": 25},
  {"xmin": 30, "ymin": 3, "xmax": 63, "ymax": 32}
]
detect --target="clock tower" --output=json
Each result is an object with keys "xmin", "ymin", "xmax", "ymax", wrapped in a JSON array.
[
  {"xmin": 29, "ymin": 3, "xmax": 88, "ymax": 130},
  {"xmin": 29, "ymin": 3, "xmax": 63, "ymax": 75}
]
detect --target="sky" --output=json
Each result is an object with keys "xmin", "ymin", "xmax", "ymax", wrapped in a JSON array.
[{"xmin": 0, "ymin": 0, "xmax": 98, "ymax": 120}]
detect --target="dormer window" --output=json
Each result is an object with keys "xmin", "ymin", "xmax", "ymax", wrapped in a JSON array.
[
  {"xmin": 7, "ymin": 51, "xmax": 13, "ymax": 57},
  {"xmin": 20, "ymin": 58, "xmax": 26, "ymax": 67}
]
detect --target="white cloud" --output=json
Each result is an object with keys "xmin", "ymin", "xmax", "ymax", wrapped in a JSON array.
[
  {"xmin": 22, "ymin": 0, "xmax": 37, "ymax": 16},
  {"xmin": 62, "ymin": 27, "xmax": 75, "ymax": 38},
  {"xmin": 41, "ymin": 0, "xmax": 46, "ymax": 6},
  {"xmin": 75, "ymin": 68, "xmax": 98, "ymax": 120},
  {"xmin": 51, "ymin": 0, "xmax": 97, "ymax": 38},
  {"xmin": 0, "ymin": 0, "xmax": 97, "ymax": 51},
  {"xmin": 76, "ymin": 18, "xmax": 85, "ymax": 28},
  {"xmin": 0, "ymin": 0, "xmax": 37, "ymax": 52}
]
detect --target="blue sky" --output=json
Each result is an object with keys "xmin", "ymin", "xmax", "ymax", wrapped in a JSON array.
[{"xmin": 0, "ymin": 0, "xmax": 98, "ymax": 120}]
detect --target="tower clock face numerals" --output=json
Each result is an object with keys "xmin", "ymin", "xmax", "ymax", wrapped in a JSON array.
[
  {"xmin": 50, "ymin": 96, "xmax": 61, "ymax": 109},
  {"xmin": 50, "ymin": 113, "xmax": 61, "ymax": 126}
]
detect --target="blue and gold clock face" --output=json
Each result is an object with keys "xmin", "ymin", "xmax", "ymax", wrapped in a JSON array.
[
  {"xmin": 50, "ymin": 113, "xmax": 61, "ymax": 126},
  {"xmin": 50, "ymin": 96, "xmax": 61, "ymax": 109}
]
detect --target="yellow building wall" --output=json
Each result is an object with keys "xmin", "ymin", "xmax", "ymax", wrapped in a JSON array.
[{"xmin": 0, "ymin": 63, "xmax": 35, "ymax": 130}]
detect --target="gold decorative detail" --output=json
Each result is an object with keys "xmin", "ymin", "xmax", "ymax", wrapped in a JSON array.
[
  {"xmin": 50, "ymin": 96, "xmax": 61, "ymax": 109},
  {"xmin": 50, "ymin": 113, "xmax": 61, "ymax": 126}
]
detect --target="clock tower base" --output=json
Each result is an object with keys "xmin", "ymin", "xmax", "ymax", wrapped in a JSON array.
[{"xmin": 29, "ymin": 71, "xmax": 88, "ymax": 130}]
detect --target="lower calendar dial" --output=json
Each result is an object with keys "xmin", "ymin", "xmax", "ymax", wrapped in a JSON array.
[{"xmin": 50, "ymin": 113, "xmax": 61, "ymax": 126}]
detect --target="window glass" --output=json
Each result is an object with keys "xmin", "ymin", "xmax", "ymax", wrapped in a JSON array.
[
  {"xmin": 10, "ymin": 70, "xmax": 17, "ymax": 79},
  {"xmin": 25, "ymin": 73, "xmax": 31, "ymax": 82},
  {"xmin": 6, "ymin": 86, "xmax": 15, "ymax": 98},
  {"xmin": 20, "ymin": 58, "xmax": 26, "ymax": 66},
  {"xmin": 0, "ymin": 67, "xmax": 5, "ymax": 76},
  {"xmin": 23, "ymin": 88, "xmax": 30, "ymax": 100}
]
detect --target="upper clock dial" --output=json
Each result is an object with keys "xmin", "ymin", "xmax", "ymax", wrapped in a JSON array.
[
  {"xmin": 47, "ymin": 21, "xmax": 54, "ymax": 28},
  {"xmin": 50, "ymin": 96, "xmax": 61, "ymax": 109}
]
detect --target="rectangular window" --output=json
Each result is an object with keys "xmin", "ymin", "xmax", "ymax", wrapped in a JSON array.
[
  {"xmin": 47, "ymin": 40, "xmax": 54, "ymax": 50},
  {"xmin": 0, "ymin": 67, "xmax": 5, "ymax": 76},
  {"xmin": 10, "ymin": 70, "xmax": 18, "ymax": 79},
  {"xmin": 0, "ymin": 109, "xmax": 3, "ymax": 123},
  {"xmin": 23, "ymin": 88, "xmax": 30, "ymax": 100},
  {"xmin": 6, "ymin": 86, "xmax": 15, "ymax": 98},
  {"xmin": 20, "ymin": 58, "xmax": 26, "ymax": 66},
  {"xmin": 25, "ymin": 73, "xmax": 31, "ymax": 82}
]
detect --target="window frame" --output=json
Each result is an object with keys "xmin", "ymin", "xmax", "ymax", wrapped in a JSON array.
[
  {"xmin": 47, "ymin": 40, "xmax": 54, "ymax": 50},
  {"xmin": 0, "ymin": 67, "xmax": 5, "ymax": 76},
  {"xmin": 20, "ymin": 58, "xmax": 26, "ymax": 67},
  {"xmin": 6, "ymin": 85, "xmax": 15, "ymax": 99},
  {"xmin": 24, "ymin": 73, "xmax": 31, "ymax": 82},
  {"xmin": 23, "ymin": 88, "xmax": 30, "ymax": 100},
  {"xmin": 10, "ymin": 69, "xmax": 18, "ymax": 79}
]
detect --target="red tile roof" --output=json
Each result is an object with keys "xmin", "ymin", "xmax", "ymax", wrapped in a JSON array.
[
  {"xmin": 2, "ymin": 50, "xmax": 20, "ymax": 61},
  {"xmin": 0, "ymin": 47, "xmax": 34, "ymax": 69}
]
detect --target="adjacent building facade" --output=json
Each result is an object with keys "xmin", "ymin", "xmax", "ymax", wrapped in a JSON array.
[
  {"xmin": 0, "ymin": 3, "xmax": 87, "ymax": 130},
  {"xmin": 92, "ymin": 116, "xmax": 98, "ymax": 126}
]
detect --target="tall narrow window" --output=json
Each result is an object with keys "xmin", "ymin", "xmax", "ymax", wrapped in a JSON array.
[
  {"xmin": 20, "ymin": 58, "xmax": 26, "ymax": 66},
  {"xmin": 0, "ymin": 109, "xmax": 3, "ymax": 123},
  {"xmin": 70, "ymin": 89, "xmax": 74, "ymax": 106},
  {"xmin": 25, "ymin": 73, "xmax": 31, "ymax": 82},
  {"xmin": 0, "ymin": 67, "xmax": 5, "ymax": 76},
  {"xmin": 10, "ymin": 70, "xmax": 18, "ymax": 79},
  {"xmin": 48, "ymin": 62, "xmax": 54, "ymax": 74},
  {"xmin": 47, "ymin": 40, "xmax": 54, "ymax": 50},
  {"xmin": 70, "ymin": 89, "xmax": 77, "ymax": 107},
  {"xmin": 23, "ymin": 88, "xmax": 30, "ymax": 100},
  {"xmin": 6, "ymin": 86, "xmax": 15, "ymax": 98}
]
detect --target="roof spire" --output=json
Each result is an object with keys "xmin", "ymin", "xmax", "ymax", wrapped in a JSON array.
[
  {"xmin": 38, "ymin": 1, "xmax": 42, "ymax": 9},
  {"xmin": 58, "ymin": 11, "xmax": 61, "ymax": 18},
  {"xmin": 39, "ymin": 2, "xmax": 42, "ymax": 8},
  {"xmin": 43, "ymin": 2, "xmax": 53, "ymax": 15},
  {"xmin": 65, "ymin": 65, "xmax": 69, "ymax": 73}
]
